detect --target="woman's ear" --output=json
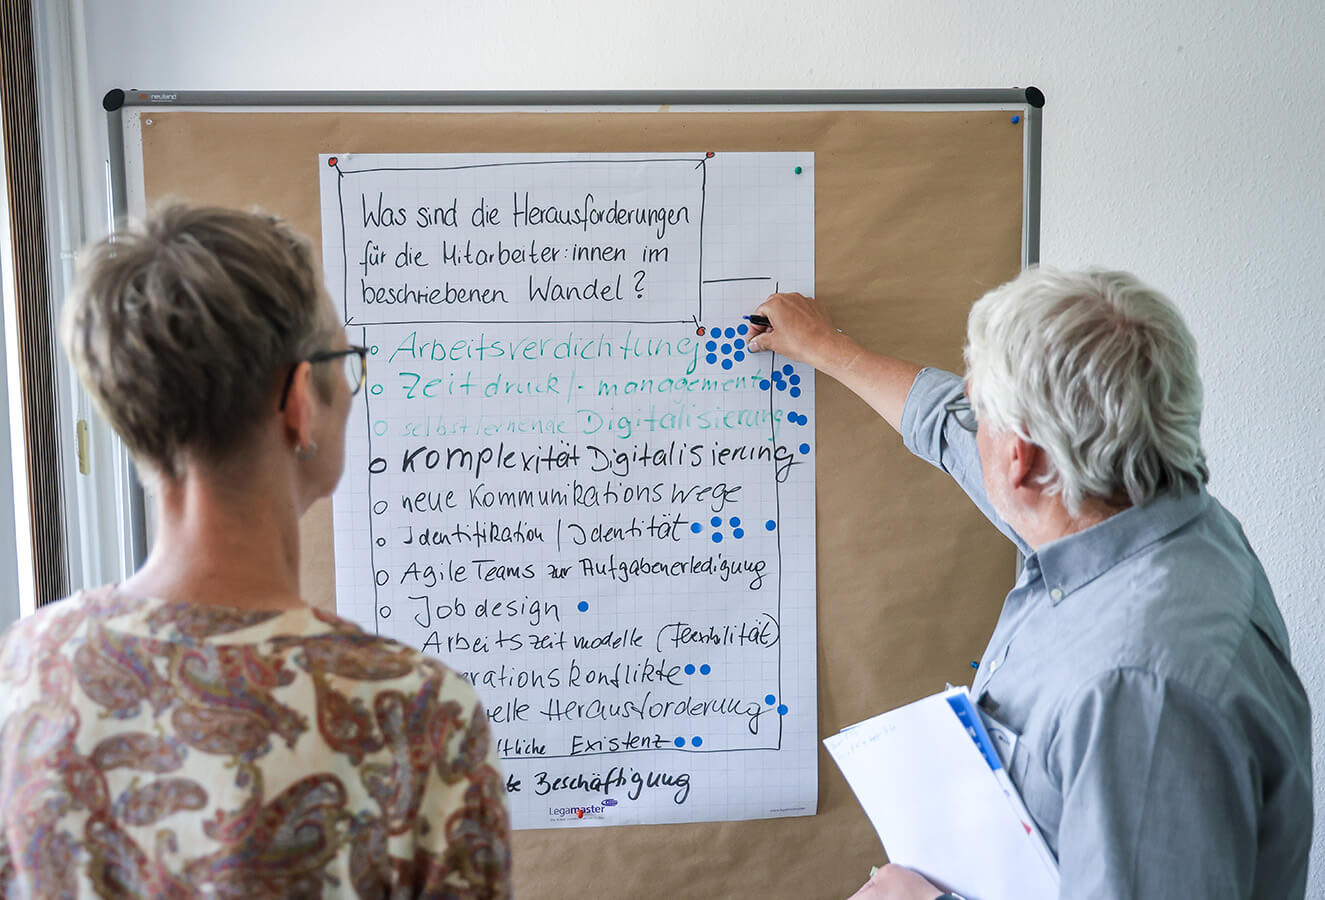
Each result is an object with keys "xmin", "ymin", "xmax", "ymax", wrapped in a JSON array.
[{"xmin": 281, "ymin": 361, "xmax": 317, "ymax": 453}]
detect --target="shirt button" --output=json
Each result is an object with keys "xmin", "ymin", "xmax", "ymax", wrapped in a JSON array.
[{"xmin": 1050, "ymin": 588, "xmax": 1064, "ymax": 601}]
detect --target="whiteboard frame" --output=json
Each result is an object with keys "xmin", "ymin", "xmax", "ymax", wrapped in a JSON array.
[{"xmin": 104, "ymin": 87, "xmax": 1043, "ymax": 571}]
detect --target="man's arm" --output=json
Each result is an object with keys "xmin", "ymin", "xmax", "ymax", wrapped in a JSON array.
[
  {"xmin": 747, "ymin": 292, "xmax": 921, "ymax": 432},
  {"xmin": 749, "ymin": 292, "xmax": 1028, "ymax": 552},
  {"xmin": 1049, "ymin": 668, "xmax": 1259, "ymax": 899}
]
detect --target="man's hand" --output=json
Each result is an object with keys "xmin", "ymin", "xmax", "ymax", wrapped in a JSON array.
[
  {"xmin": 846, "ymin": 864, "xmax": 943, "ymax": 900},
  {"xmin": 746, "ymin": 292, "xmax": 856, "ymax": 372},
  {"xmin": 747, "ymin": 291, "xmax": 923, "ymax": 433}
]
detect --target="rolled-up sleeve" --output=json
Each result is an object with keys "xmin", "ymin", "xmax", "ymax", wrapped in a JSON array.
[
  {"xmin": 1048, "ymin": 668, "xmax": 1259, "ymax": 899},
  {"xmin": 900, "ymin": 367, "xmax": 1027, "ymax": 553}
]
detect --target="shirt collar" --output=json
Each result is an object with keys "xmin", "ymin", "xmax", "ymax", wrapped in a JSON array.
[{"xmin": 1035, "ymin": 488, "xmax": 1210, "ymax": 604}]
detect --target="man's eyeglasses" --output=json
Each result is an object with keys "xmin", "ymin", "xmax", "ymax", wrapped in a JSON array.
[
  {"xmin": 278, "ymin": 345, "xmax": 369, "ymax": 411},
  {"xmin": 943, "ymin": 394, "xmax": 978, "ymax": 432}
]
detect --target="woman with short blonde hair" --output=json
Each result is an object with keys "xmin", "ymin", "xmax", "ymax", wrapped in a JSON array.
[{"xmin": 0, "ymin": 204, "xmax": 511, "ymax": 898}]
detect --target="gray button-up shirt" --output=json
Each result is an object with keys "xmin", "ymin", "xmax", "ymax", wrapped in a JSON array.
[{"xmin": 901, "ymin": 367, "xmax": 1312, "ymax": 899}]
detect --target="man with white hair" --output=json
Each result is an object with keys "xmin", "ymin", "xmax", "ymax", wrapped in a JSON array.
[{"xmin": 747, "ymin": 269, "xmax": 1311, "ymax": 900}]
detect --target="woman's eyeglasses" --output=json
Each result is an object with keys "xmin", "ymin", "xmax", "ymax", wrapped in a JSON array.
[{"xmin": 278, "ymin": 345, "xmax": 369, "ymax": 411}]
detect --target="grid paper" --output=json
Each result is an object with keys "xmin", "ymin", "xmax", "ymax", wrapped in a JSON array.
[{"xmin": 319, "ymin": 152, "xmax": 816, "ymax": 828}]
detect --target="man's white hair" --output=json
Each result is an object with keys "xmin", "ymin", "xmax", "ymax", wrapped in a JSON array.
[{"xmin": 963, "ymin": 267, "xmax": 1208, "ymax": 516}]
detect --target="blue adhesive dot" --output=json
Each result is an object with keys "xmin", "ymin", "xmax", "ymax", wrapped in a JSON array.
[
  {"xmin": 690, "ymin": 522, "xmax": 702, "ymax": 534},
  {"xmin": 765, "ymin": 694, "xmax": 777, "ymax": 705},
  {"xmin": 776, "ymin": 382, "xmax": 787, "ymax": 391},
  {"xmin": 706, "ymin": 353, "xmax": 717, "ymax": 364},
  {"xmin": 722, "ymin": 359, "xmax": 733, "ymax": 370},
  {"xmin": 711, "ymin": 532, "xmax": 723, "ymax": 543},
  {"xmin": 711, "ymin": 516, "xmax": 722, "ymax": 527},
  {"xmin": 706, "ymin": 340, "xmax": 716, "ymax": 351},
  {"xmin": 799, "ymin": 443, "xmax": 810, "ymax": 454},
  {"xmin": 675, "ymin": 737, "xmax": 686, "ymax": 747},
  {"xmin": 721, "ymin": 343, "xmax": 731, "ymax": 354},
  {"xmin": 734, "ymin": 338, "xmax": 745, "ymax": 349},
  {"xmin": 737, "ymin": 323, "xmax": 748, "ymax": 334},
  {"xmin": 732, "ymin": 528, "xmax": 744, "ymax": 539},
  {"xmin": 730, "ymin": 517, "xmax": 741, "ymax": 527},
  {"xmin": 734, "ymin": 351, "xmax": 745, "ymax": 362},
  {"xmin": 790, "ymin": 373, "xmax": 801, "ymax": 385},
  {"xmin": 777, "ymin": 704, "xmax": 789, "ymax": 716},
  {"xmin": 577, "ymin": 601, "xmax": 589, "ymax": 612},
  {"xmin": 685, "ymin": 664, "xmax": 696, "ymax": 675},
  {"xmin": 724, "ymin": 327, "xmax": 735, "ymax": 338},
  {"xmin": 700, "ymin": 664, "xmax": 711, "ymax": 675},
  {"xmin": 760, "ymin": 380, "xmax": 771, "ymax": 391},
  {"xmin": 788, "ymin": 410, "xmax": 798, "ymax": 419},
  {"xmin": 691, "ymin": 736, "xmax": 703, "ymax": 747},
  {"xmin": 782, "ymin": 364, "xmax": 794, "ymax": 375},
  {"xmin": 790, "ymin": 387, "xmax": 802, "ymax": 398},
  {"xmin": 765, "ymin": 520, "xmax": 777, "ymax": 531}
]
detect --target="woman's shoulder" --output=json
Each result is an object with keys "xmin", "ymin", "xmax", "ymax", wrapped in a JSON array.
[
  {"xmin": 255, "ymin": 607, "xmax": 492, "ymax": 768},
  {"xmin": 265, "ymin": 605, "xmax": 483, "ymax": 708},
  {"xmin": 0, "ymin": 586, "xmax": 123, "ymax": 674}
]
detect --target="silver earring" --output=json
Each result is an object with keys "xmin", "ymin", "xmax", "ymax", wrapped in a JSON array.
[{"xmin": 295, "ymin": 441, "xmax": 319, "ymax": 460}]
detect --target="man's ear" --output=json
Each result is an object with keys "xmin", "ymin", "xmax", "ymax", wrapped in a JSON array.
[
  {"xmin": 282, "ymin": 361, "xmax": 316, "ymax": 451},
  {"xmin": 1008, "ymin": 434, "xmax": 1041, "ymax": 490}
]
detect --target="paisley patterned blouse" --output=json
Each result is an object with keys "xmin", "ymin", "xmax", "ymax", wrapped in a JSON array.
[{"xmin": 0, "ymin": 587, "xmax": 512, "ymax": 899}]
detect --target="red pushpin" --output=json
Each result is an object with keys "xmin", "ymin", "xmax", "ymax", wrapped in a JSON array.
[
  {"xmin": 327, "ymin": 157, "xmax": 338, "ymax": 167},
  {"xmin": 576, "ymin": 809, "xmax": 584, "ymax": 819}
]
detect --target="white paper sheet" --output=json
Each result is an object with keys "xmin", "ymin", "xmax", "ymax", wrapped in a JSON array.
[
  {"xmin": 319, "ymin": 152, "xmax": 816, "ymax": 828},
  {"xmin": 824, "ymin": 689, "xmax": 1059, "ymax": 900}
]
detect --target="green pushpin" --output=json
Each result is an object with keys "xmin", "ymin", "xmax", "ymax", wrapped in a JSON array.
[{"xmin": 794, "ymin": 166, "xmax": 803, "ymax": 174}]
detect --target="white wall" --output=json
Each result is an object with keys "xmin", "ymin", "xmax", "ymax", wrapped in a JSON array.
[{"xmin": 72, "ymin": 0, "xmax": 1325, "ymax": 889}]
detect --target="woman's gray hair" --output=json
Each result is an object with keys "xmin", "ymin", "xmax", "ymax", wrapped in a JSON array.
[
  {"xmin": 963, "ymin": 267, "xmax": 1208, "ymax": 516},
  {"xmin": 60, "ymin": 203, "xmax": 339, "ymax": 480}
]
